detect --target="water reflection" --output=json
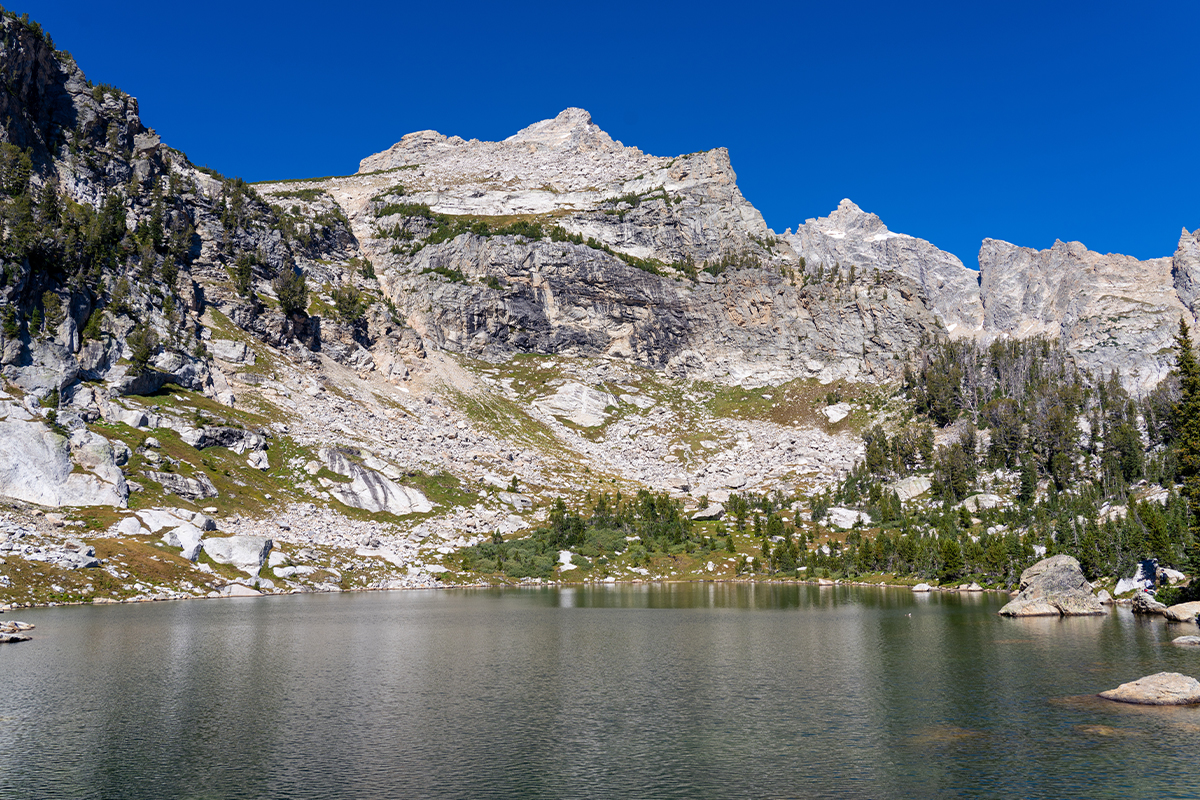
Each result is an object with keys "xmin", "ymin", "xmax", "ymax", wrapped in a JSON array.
[{"xmin": 2, "ymin": 585, "xmax": 1198, "ymax": 799}]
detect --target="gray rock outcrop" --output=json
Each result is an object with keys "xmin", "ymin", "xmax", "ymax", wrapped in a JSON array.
[
  {"xmin": 0, "ymin": 402, "xmax": 128, "ymax": 508},
  {"xmin": 1099, "ymin": 672, "xmax": 1200, "ymax": 705},
  {"xmin": 319, "ymin": 448, "xmax": 433, "ymax": 516},
  {"xmin": 998, "ymin": 554, "xmax": 1105, "ymax": 616},
  {"xmin": 202, "ymin": 535, "xmax": 272, "ymax": 577}
]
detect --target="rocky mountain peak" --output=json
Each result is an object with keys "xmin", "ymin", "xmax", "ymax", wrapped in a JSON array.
[
  {"xmin": 357, "ymin": 108, "xmax": 647, "ymax": 186},
  {"xmin": 787, "ymin": 200, "xmax": 983, "ymax": 337},
  {"xmin": 504, "ymin": 107, "xmax": 621, "ymax": 153},
  {"xmin": 800, "ymin": 199, "xmax": 891, "ymax": 241}
]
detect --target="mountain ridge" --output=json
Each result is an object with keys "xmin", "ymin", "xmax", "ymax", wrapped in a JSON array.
[{"xmin": 1, "ymin": 10, "xmax": 1198, "ymax": 607}]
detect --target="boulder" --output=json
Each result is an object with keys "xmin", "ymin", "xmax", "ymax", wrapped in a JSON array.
[
  {"xmin": 217, "ymin": 583, "xmax": 263, "ymax": 597},
  {"xmin": 1130, "ymin": 591, "xmax": 1168, "ymax": 616},
  {"xmin": 181, "ymin": 425, "xmax": 266, "ymax": 454},
  {"xmin": 498, "ymin": 491, "xmax": 532, "ymax": 511},
  {"xmin": 533, "ymin": 382, "xmax": 618, "ymax": 427},
  {"xmin": 1172, "ymin": 636, "xmax": 1200, "ymax": 647},
  {"xmin": 162, "ymin": 523, "xmax": 204, "ymax": 562},
  {"xmin": 1099, "ymin": 672, "xmax": 1200, "ymax": 706},
  {"xmin": 1116, "ymin": 559, "xmax": 1160, "ymax": 596},
  {"xmin": 208, "ymin": 339, "xmax": 255, "ymax": 365},
  {"xmin": 692, "ymin": 503, "xmax": 724, "ymax": 521},
  {"xmin": 912, "ymin": 583, "xmax": 932, "ymax": 592},
  {"xmin": 889, "ymin": 476, "xmax": 930, "ymax": 501},
  {"xmin": 145, "ymin": 470, "xmax": 218, "ymax": 500},
  {"xmin": 113, "ymin": 516, "xmax": 145, "ymax": 537},
  {"xmin": 825, "ymin": 507, "xmax": 871, "ymax": 529},
  {"xmin": 959, "ymin": 493, "xmax": 1004, "ymax": 512},
  {"xmin": 998, "ymin": 554, "xmax": 1106, "ymax": 617},
  {"xmin": 203, "ymin": 535, "xmax": 272, "ymax": 577},
  {"xmin": 1163, "ymin": 601, "xmax": 1200, "ymax": 623},
  {"xmin": 822, "ymin": 402, "xmax": 851, "ymax": 423}
]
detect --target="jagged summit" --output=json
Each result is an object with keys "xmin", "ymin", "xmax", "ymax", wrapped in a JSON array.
[
  {"xmin": 357, "ymin": 107, "xmax": 648, "ymax": 187},
  {"xmin": 801, "ymin": 199, "xmax": 897, "ymax": 242},
  {"xmin": 786, "ymin": 200, "xmax": 984, "ymax": 337},
  {"xmin": 504, "ymin": 108, "xmax": 623, "ymax": 153}
]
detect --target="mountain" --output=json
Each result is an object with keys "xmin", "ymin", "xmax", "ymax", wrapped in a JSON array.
[{"xmin": 1, "ymin": 10, "xmax": 1198, "ymax": 606}]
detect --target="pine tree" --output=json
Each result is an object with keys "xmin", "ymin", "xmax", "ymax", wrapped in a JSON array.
[
  {"xmin": 1173, "ymin": 318, "xmax": 1200, "ymax": 526},
  {"xmin": 1018, "ymin": 454, "xmax": 1038, "ymax": 505}
]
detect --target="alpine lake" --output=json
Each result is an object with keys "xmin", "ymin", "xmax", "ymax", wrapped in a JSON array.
[{"xmin": 2, "ymin": 583, "xmax": 1198, "ymax": 799}]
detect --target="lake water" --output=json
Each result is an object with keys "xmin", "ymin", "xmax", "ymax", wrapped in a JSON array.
[{"xmin": 2, "ymin": 584, "xmax": 1199, "ymax": 799}]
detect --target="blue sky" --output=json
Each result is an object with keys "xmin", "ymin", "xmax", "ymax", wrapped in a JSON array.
[{"xmin": 14, "ymin": 0, "xmax": 1199, "ymax": 267}]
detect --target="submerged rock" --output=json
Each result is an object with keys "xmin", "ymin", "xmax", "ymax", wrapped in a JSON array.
[
  {"xmin": 998, "ymin": 555, "xmax": 1105, "ymax": 617},
  {"xmin": 1171, "ymin": 636, "xmax": 1200, "ymax": 647},
  {"xmin": 1099, "ymin": 672, "xmax": 1200, "ymax": 706}
]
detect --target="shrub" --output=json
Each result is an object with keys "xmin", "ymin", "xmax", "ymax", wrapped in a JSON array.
[
  {"xmin": 273, "ymin": 268, "xmax": 308, "ymax": 317},
  {"xmin": 232, "ymin": 253, "xmax": 257, "ymax": 297},
  {"xmin": 0, "ymin": 305, "xmax": 18, "ymax": 338},
  {"xmin": 331, "ymin": 283, "xmax": 365, "ymax": 323},
  {"xmin": 126, "ymin": 325, "xmax": 159, "ymax": 376}
]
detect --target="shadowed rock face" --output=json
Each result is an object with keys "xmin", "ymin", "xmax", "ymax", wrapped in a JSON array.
[
  {"xmin": 999, "ymin": 554, "xmax": 1105, "ymax": 617},
  {"xmin": 1099, "ymin": 672, "xmax": 1200, "ymax": 705},
  {"xmin": 381, "ymin": 235, "xmax": 942, "ymax": 387}
]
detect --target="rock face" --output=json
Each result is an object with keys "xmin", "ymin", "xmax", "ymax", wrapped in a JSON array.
[
  {"xmin": 0, "ymin": 402, "xmax": 128, "ymax": 508},
  {"xmin": 998, "ymin": 555, "xmax": 1105, "ymax": 617},
  {"xmin": 319, "ymin": 448, "xmax": 433, "ymax": 516},
  {"xmin": 1172, "ymin": 227, "xmax": 1200, "ymax": 315},
  {"xmin": 534, "ymin": 382, "xmax": 619, "ymax": 427},
  {"xmin": 1099, "ymin": 672, "xmax": 1200, "ymax": 706},
  {"xmin": 978, "ymin": 239, "xmax": 1188, "ymax": 393},
  {"xmin": 383, "ymin": 235, "xmax": 942, "ymax": 387}
]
